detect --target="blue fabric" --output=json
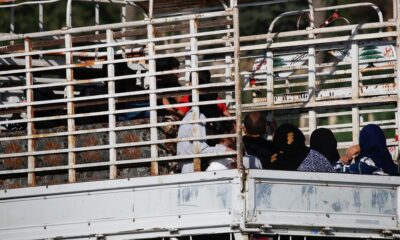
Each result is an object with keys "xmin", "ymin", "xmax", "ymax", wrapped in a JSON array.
[
  {"xmin": 334, "ymin": 157, "xmax": 386, "ymax": 175},
  {"xmin": 117, "ymin": 101, "xmax": 150, "ymax": 121},
  {"xmin": 297, "ymin": 149, "xmax": 334, "ymax": 172},
  {"xmin": 356, "ymin": 124, "xmax": 398, "ymax": 176}
]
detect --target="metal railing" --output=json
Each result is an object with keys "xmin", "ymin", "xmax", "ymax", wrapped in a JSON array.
[{"xmin": 0, "ymin": 0, "xmax": 399, "ymax": 189}]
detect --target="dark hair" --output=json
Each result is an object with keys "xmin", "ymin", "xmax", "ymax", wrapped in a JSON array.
[
  {"xmin": 190, "ymin": 70, "xmax": 211, "ymax": 85},
  {"xmin": 156, "ymin": 74, "xmax": 180, "ymax": 89},
  {"xmin": 244, "ymin": 112, "xmax": 266, "ymax": 135},
  {"xmin": 206, "ymin": 121, "xmax": 235, "ymax": 146},
  {"xmin": 156, "ymin": 57, "xmax": 180, "ymax": 71}
]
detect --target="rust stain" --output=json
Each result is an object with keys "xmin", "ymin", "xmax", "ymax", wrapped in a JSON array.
[
  {"xmin": 79, "ymin": 136, "xmax": 101, "ymax": 162},
  {"xmin": 122, "ymin": 134, "xmax": 141, "ymax": 160},
  {"xmin": 42, "ymin": 141, "xmax": 63, "ymax": 166},
  {"xmin": 74, "ymin": 60, "xmax": 97, "ymax": 68},
  {"xmin": 3, "ymin": 143, "xmax": 25, "ymax": 169}
]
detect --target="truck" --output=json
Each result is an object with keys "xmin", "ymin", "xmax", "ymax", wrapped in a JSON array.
[{"xmin": 0, "ymin": 0, "xmax": 400, "ymax": 239}]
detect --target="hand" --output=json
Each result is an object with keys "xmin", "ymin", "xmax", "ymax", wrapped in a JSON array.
[
  {"xmin": 345, "ymin": 144, "xmax": 360, "ymax": 159},
  {"xmin": 271, "ymin": 153, "xmax": 278, "ymax": 163},
  {"xmin": 339, "ymin": 155, "xmax": 352, "ymax": 164}
]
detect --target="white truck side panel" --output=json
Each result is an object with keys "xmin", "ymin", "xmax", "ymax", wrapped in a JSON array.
[
  {"xmin": 246, "ymin": 170, "xmax": 400, "ymax": 233},
  {"xmin": 0, "ymin": 170, "xmax": 242, "ymax": 240}
]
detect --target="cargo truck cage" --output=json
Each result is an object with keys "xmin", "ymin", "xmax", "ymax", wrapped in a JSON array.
[{"xmin": 0, "ymin": 0, "xmax": 400, "ymax": 239}]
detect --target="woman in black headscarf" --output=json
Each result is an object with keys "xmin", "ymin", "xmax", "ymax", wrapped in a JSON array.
[
  {"xmin": 310, "ymin": 128, "xmax": 340, "ymax": 165},
  {"xmin": 272, "ymin": 123, "xmax": 334, "ymax": 172},
  {"xmin": 336, "ymin": 124, "xmax": 398, "ymax": 175}
]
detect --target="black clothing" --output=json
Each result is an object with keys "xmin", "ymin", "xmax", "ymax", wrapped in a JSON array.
[
  {"xmin": 243, "ymin": 135, "xmax": 274, "ymax": 169},
  {"xmin": 272, "ymin": 123, "xmax": 310, "ymax": 171},
  {"xmin": 310, "ymin": 128, "xmax": 340, "ymax": 165}
]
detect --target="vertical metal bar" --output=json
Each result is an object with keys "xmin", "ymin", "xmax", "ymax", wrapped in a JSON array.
[
  {"xmin": 351, "ymin": 28, "xmax": 360, "ymax": 143},
  {"xmin": 65, "ymin": 33, "xmax": 76, "ymax": 183},
  {"xmin": 225, "ymin": 16, "xmax": 233, "ymax": 109},
  {"xmin": 95, "ymin": 3, "xmax": 100, "ymax": 26},
  {"xmin": 66, "ymin": 0, "xmax": 72, "ymax": 28},
  {"xmin": 39, "ymin": 4, "xmax": 44, "ymax": 60},
  {"xmin": 232, "ymin": 0, "xmax": 242, "ymax": 168},
  {"xmin": 39, "ymin": 4, "xmax": 44, "ymax": 32},
  {"xmin": 95, "ymin": 3, "xmax": 100, "ymax": 60},
  {"xmin": 308, "ymin": 0, "xmax": 317, "ymax": 136},
  {"xmin": 147, "ymin": 0, "xmax": 159, "ymax": 176},
  {"xmin": 107, "ymin": 29, "xmax": 117, "ymax": 179},
  {"xmin": 190, "ymin": 18, "xmax": 201, "ymax": 172},
  {"xmin": 185, "ymin": 46, "xmax": 191, "ymax": 86},
  {"xmin": 121, "ymin": 4, "xmax": 127, "ymax": 58},
  {"xmin": 266, "ymin": 49, "xmax": 274, "ymax": 105},
  {"xmin": 24, "ymin": 38, "xmax": 35, "ymax": 187},
  {"xmin": 396, "ymin": 0, "xmax": 400, "ymax": 155},
  {"xmin": 10, "ymin": 6, "xmax": 15, "ymax": 34}
]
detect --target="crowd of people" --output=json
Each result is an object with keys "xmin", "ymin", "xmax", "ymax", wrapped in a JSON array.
[
  {"xmin": 158, "ymin": 68, "xmax": 399, "ymax": 176},
  {"xmin": 176, "ymin": 106, "xmax": 399, "ymax": 176},
  {"xmin": 136, "ymin": 57, "xmax": 399, "ymax": 176}
]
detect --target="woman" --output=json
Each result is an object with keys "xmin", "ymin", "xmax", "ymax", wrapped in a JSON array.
[
  {"xmin": 272, "ymin": 123, "xmax": 334, "ymax": 172},
  {"xmin": 310, "ymin": 128, "xmax": 340, "ymax": 165},
  {"xmin": 337, "ymin": 124, "xmax": 398, "ymax": 175}
]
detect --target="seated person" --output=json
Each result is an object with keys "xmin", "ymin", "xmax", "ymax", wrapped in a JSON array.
[
  {"xmin": 177, "ymin": 91, "xmax": 233, "ymax": 173},
  {"xmin": 176, "ymin": 70, "xmax": 230, "ymax": 117},
  {"xmin": 242, "ymin": 112, "xmax": 274, "ymax": 169},
  {"xmin": 206, "ymin": 121, "xmax": 236, "ymax": 171},
  {"xmin": 272, "ymin": 123, "xmax": 334, "ymax": 172},
  {"xmin": 335, "ymin": 124, "xmax": 398, "ymax": 175},
  {"xmin": 310, "ymin": 128, "xmax": 340, "ymax": 165}
]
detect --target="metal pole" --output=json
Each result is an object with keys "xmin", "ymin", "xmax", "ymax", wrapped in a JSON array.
[
  {"xmin": 396, "ymin": 0, "xmax": 400, "ymax": 158},
  {"xmin": 225, "ymin": 16, "xmax": 233, "ymax": 109},
  {"xmin": 121, "ymin": 4, "xmax": 127, "ymax": 58},
  {"xmin": 308, "ymin": 0, "xmax": 317, "ymax": 136},
  {"xmin": 351, "ymin": 27, "xmax": 360, "ymax": 144},
  {"xmin": 232, "ymin": 0, "xmax": 242, "ymax": 168},
  {"xmin": 266, "ymin": 48, "xmax": 274, "ymax": 105},
  {"xmin": 147, "ymin": 0, "xmax": 158, "ymax": 176},
  {"xmin": 66, "ymin": 0, "xmax": 72, "ymax": 28},
  {"xmin": 39, "ymin": 4, "xmax": 44, "ymax": 31},
  {"xmin": 107, "ymin": 29, "xmax": 117, "ymax": 179},
  {"xmin": 24, "ymin": 38, "xmax": 36, "ymax": 186},
  {"xmin": 95, "ymin": 3, "xmax": 99, "ymax": 60},
  {"xmin": 65, "ymin": 33, "xmax": 76, "ymax": 183},
  {"xmin": 190, "ymin": 17, "xmax": 201, "ymax": 172}
]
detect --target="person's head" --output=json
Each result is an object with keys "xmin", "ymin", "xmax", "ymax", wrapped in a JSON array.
[
  {"xmin": 156, "ymin": 57, "xmax": 180, "ymax": 72},
  {"xmin": 206, "ymin": 121, "xmax": 235, "ymax": 148},
  {"xmin": 310, "ymin": 128, "xmax": 340, "ymax": 165},
  {"xmin": 272, "ymin": 123, "xmax": 309, "ymax": 170},
  {"xmin": 190, "ymin": 70, "xmax": 211, "ymax": 85},
  {"xmin": 358, "ymin": 124, "xmax": 397, "ymax": 175},
  {"xmin": 156, "ymin": 74, "xmax": 180, "ymax": 89},
  {"xmin": 273, "ymin": 123, "xmax": 306, "ymax": 153},
  {"xmin": 244, "ymin": 112, "xmax": 266, "ymax": 136}
]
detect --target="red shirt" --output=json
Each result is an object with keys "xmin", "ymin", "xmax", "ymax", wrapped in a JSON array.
[{"xmin": 176, "ymin": 95, "xmax": 227, "ymax": 116}]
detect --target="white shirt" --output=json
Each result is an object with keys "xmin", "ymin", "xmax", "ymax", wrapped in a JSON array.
[{"xmin": 177, "ymin": 110, "xmax": 227, "ymax": 173}]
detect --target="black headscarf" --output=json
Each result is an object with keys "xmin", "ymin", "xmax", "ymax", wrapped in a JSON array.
[
  {"xmin": 310, "ymin": 128, "xmax": 340, "ymax": 165},
  {"xmin": 272, "ymin": 123, "xmax": 310, "ymax": 171},
  {"xmin": 356, "ymin": 124, "xmax": 398, "ymax": 175}
]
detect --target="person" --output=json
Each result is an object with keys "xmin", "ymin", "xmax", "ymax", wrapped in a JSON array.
[
  {"xmin": 242, "ymin": 112, "xmax": 274, "ymax": 169},
  {"xmin": 310, "ymin": 128, "xmax": 340, "ymax": 165},
  {"xmin": 175, "ymin": 70, "xmax": 230, "ymax": 117},
  {"xmin": 176, "ymin": 87, "xmax": 233, "ymax": 173},
  {"xmin": 272, "ymin": 123, "xmax": 334, "ymax": 172},
  {"xmin": 205, "ymin": 121, "xmax": 236, "ymax": 171},
  {"xmin": 335, "ymin": 124, "xmax": 398, "ymax": 175}
]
